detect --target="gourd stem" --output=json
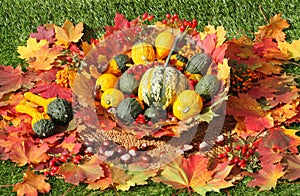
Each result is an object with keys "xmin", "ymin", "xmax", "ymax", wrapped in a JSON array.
[
  {"xmin": 24, "ymin": 92, "xmax": 54, "ymax": 112},
  {"xmin": 164, "ymin": 32, "xmax": 187, "ymax": 67},
  {"xmin": 15, "ymin": 103, "xmax": 39, "ymax": 117}
]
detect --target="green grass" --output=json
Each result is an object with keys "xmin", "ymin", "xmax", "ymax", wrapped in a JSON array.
[{"xmin": 1, "ymin": 0, "xmax": 300, "ymax": 195}]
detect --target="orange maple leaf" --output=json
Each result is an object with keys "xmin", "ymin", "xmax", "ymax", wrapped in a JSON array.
[
  {"xmin": 58, "ymin": 155, "xmax": 104, "ymax": 185},
  {"xmin": 13, "ymin": 170, "xmax": 51, "ymax": 196},
  {"xmin": 8, "ymin": 141, "xmax": 49, "ymax": 166},
  {"xmin": 28, "ymin": 45, "xmax": 62, "ymax": 71},
  {"xmin": 54, "ymin": 20, "xmax": 84, "ymax": 46},
  {"xmin": 255, "ymin": 14, "xmax": 290, "ymax": 42},
  {"xmin": 153, "ymin": 155, "xmax": 230, "ymax": 195}
]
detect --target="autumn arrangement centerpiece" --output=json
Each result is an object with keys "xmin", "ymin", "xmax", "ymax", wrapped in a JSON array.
[{"xmin": 0, "ymin": 12, "xmax": 299, "ymax": 196}]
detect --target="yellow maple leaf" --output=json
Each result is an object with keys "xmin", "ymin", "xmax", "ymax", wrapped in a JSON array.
[
  {"xmin": 200, "ymin": 25, "xmax": 226, "ymax": 46},
  {"xmin": 255, "ymin": 14, "xmax": 290, "ymax": 42},
  {"xmin": 17, "ymin": 38, "xmax": 48, "ymax": 60},
  {"xmin": 54, "ymin": 20, "xmax": 84, "ymax": 46},
  {"xmin": 217, "ymin": 58, "xmax": 230, "ymax": 84},
  {"xmin": 28, "ymin": 45, "xmax": 62, "ymax": 71},
  {"xmin": 278, "ymin": 40, "xmax": 300, "ymax": 61}
]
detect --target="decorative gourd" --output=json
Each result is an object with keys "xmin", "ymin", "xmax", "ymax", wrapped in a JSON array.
[
  {"xmin": 131, "ymin": 42, "xmax": 155, "ymax": 64},
  {"xmin": 116, "ymin": 98, "xmax": 143, "ymax": 125},
  {"xmin": 95, "ymin": 73, "xmax": 118, "ymax": 91},
  {"xmin": 101, "ymin": 88, "xmax": 124, "ymax": 109},
  {"xmin": 15, "ymin": 103, "xmax": 55, "ymax": 137},
  {"xmin": 185, "ymin": 53, "xmax": 212, "ymax": 75},
  {"xmin": 119, "ymin": 69, "xmax": 140, "ymax": 94},
  {"xmin": 106, "ymin": 54, "xmax": 131, "ymax": 76},
  {"xmin": 24, "ymin": 92, "xmax": 73, "ymax": 125},
  {"xmin": 170, "ymin": 54, "xmax": 188, "ymax": 69},
  {"xmin": 195, "ymin": 75, "xmax": 220, "ymax": 100},
  {"xmin": 144, "ymin": 107, "xmax": 167, "ymax": 123},
  {"xmin": 155, "ymin": 30, "xmax": 176, "ymax": 60},
  {"xmin": 173, "ymin": 90, "xmax": 203, "ymax": 121},
  {"xmin": 138, "ymin": 66, "xmax": 188, "ymax": 109}
]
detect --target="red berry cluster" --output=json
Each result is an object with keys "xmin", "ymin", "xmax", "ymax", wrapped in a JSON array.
[
  {"xmin": 134, "ymin": 113, "xmax": 148, "ymax": 124},
  {"xmin": 142, "ymin": 12, "xmax": 155, "ymax": 21},
  {"xmin": 44, "ymin": 154, "xmax": 83, "ymax": 177},
  {"xmin": 126, "ymin": 64, "xmax": 153, "ymax": 80},
  {"xmin": 218, "ymin": 144, "xmax": 259, "ymax": 171},
  {"xmin": 162, "ymin": 13, "xmax": 198, "ymax": 32},
  {"xmin": 97, "ymin": 139, "xmax": 153, "ymax": 165}
]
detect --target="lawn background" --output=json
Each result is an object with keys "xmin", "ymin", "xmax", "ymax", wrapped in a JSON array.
[{"xmin": 0, "ymin": 0, "xmax": 300, "ymax": 195}]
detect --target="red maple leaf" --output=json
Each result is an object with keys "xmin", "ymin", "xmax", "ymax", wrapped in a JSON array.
[
  {"xmin": 58, "ymin": 132, "xmax": 82, "ymax": 154},
  {"xmin": 253, "ymin": 38, "xmax": 288, "ymax": 60},
  {"xmin": 227, "ymin": 94, "xmax": 274, "ymax": 131},
  {"xmin": 30, "ymin": 83, "xmax": 72, "ymax": 100},
  {"xmin": 86, "ymin": 164, "xmax": 113, "ymax": 191},
  {"xmin": 0, "ymin": 65, "xmax": 34, "ymax": 99},
  {"xmin": 104, "ymin": 12, "xmax": 140, "ymax": 38},
  {"xmin": 58, "ymin": 155, "xmax": 104, "ymax": 185},
  {"xmin": 248, "ymin": 163, "xmax": 284, "ymax": 191},
  {"xmin": 283, "ymin": 154, "xmax": 300, "ymax": 181},
  {"xmin": 262, "ymin": 127, "xmax": 300, "ymax": 153},
  {"xmin": 8, "ymin": 141, "xmax": 50, "ymax": 166},
  {"xmin": 13, "ymin": 170, "xmax": 51, "ymax": 196},
  {"xmin": 30, "ymin": 25, "xmax": 56, "ymax": 44}
]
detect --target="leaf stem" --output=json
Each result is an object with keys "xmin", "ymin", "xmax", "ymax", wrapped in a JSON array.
[{"xmin": 164, "ymin": 32, "xmax": 187, "ymax": 67}]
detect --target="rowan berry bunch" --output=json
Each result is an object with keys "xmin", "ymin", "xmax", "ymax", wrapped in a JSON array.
[
  {"xmin": 161, "ymin": 13, "xmax": 198, "ymax": 32},
  {"xmin": 218, "ymin": 142, "xmax": 260, "ymax": 173}
]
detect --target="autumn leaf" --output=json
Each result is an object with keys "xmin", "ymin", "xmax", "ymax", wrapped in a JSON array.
[
  {"xmin": 248, "ymin": 163, "xmax": 284, "ymax": 191},
  {"xmin": 262, "ymin": 127, "xmax": 300, "ymax": 153},
  {"xmin": 13, "ymin": 170, "xmax": 51, "ymax": 196},
  {"xmin": 227, "ymin": 94, "xmax": 274, "ymax": 131},
  {"xmin": 283, "ymin": 154, "xmax": 300, "ymax": 181},
  {"xmin": 57, "ymin": 132, "xmax": 82, "ymax": 154},
  {"xmin": 111, "ymin": 166, "xmax": 133, "ymax": 185},
  {"xmin": 117, "ymin": 165, "xmax": 158, "ymax": 191},
  {"xmin": 30, "ymin": 25, "xmax": 56, "ymax": 44},
  {"xmin": 253, "ymin": 38, "xmax": 288, "ymax": 60},
  {"xmin": 8, "ymin": 141, "xmax": 49, "ymax": 166},
  {"xmin": 54, "ymin": 20, "xmax": 84, "ymax": 46},
  {"xmin": 18, "ymin": 38, "xmax": 48, "ymax": 60},
  {"xmin": 58, "ymin": 155, "xmax": 104, "ymax": 185},
  {"xmin": 30, "ymin": 83, "xmax": 72, "ymax": 101},
  {"xmin": 0, "ymin": 65, "xmax": 34, "ymax": 99},
  {"xmin": 152, "ymin": 155, "xmax": 215, "ymax": 195},
  {"xmin": 28, "ymin": 45, "xmax": 62, "ymax": 71},
  {"xmin": 256, "ymin": 146, "xmax": 283, "ymax": 166},
  {"xmin": 278, "ymin": 39, "xmax": 300, "ymax": 60},
  {"xmin": 87, "ymin": 164, "xmax": 112, "ymax": 191},
  {"xmin": 73, "ymin": 70, "xmax": 95, "ymax": 107},
  {"xmin": 255, "ymin": 14, "xmax": 290, "ymax": 42}
]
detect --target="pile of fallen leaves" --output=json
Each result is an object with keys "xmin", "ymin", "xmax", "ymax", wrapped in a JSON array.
[{"xmin": 0, "ymin": 13, "xmax": 299, "ymax": 196}]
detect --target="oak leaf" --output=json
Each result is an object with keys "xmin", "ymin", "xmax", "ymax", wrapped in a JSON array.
[
  {"xmin": 8, "ymin": 141, "xmax": 49, "ymax": 166},
  {"xmin": 54, "ymin": 20, "xmax": 84, "ymax": 46},
  {"xmin": 17, "ymin": 38, "xmax": 48, "ymax": 60},
  {"xmin": 58, "ymin": 155, "xmax": 104, "ymax": 185},
  {"xmin": 13, "ymin": 170, "xmax": 51, "ymax": 196},
  {"xmin": 248, "ymin": 163, "xmax": 284, "ymax": 191},
  {"xmin": 255, "ymin": 14, "xmax": 290, "ymax": 42}
]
